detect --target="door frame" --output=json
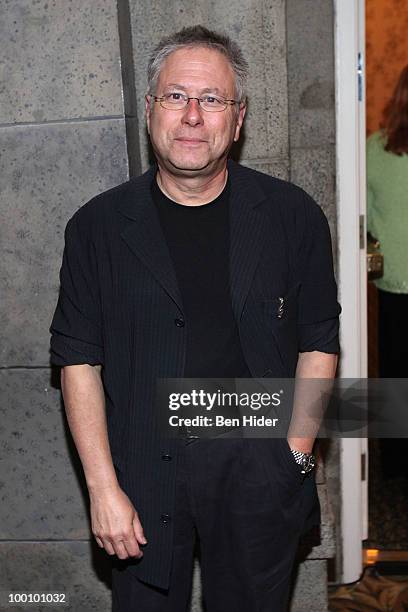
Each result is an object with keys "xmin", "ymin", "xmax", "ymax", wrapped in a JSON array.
[{"xmin": 334, "ymin": 0, "xmax": 367, "ymax": 583}]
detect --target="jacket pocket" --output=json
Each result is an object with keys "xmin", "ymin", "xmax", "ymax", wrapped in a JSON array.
[{"xmin": 261, "ymin": 285, "xmax": 299, "ymax": 372}]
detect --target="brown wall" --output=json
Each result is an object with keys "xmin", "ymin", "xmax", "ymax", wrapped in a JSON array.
[{"xmin": 366, "ymin": 0, "xmax": 408, "ymax": 135}]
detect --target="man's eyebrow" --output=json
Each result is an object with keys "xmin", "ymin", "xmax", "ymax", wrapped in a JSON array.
[
  {"xmin": 163, "ymin": 84, "xmax": 227, "ymax": 96},
  {"xmin": 200, "ymin": 87, "xmax": 227, "ymax": 96},
  {"xmin": 163, "ymin": 83, "xmax": 188, "ymax": 91}
]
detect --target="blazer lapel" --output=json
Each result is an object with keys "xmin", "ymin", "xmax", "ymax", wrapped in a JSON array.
[
  {"xmin": 228, "ymin": 159, "xmax": 269, "ymax": 321},
  {"xmin": 117, "ymin": 166, "xmax": 184, "ymax": 311}
]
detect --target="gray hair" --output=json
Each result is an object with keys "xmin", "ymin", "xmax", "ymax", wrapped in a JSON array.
[{"xmin": 147, "ymin": 25, "xmax": 248, "ymax": 102}]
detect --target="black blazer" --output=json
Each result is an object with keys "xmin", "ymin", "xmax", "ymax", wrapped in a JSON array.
[{"xmin": 50, "ymin": 159, "xmax": 341, "ymax": 589}]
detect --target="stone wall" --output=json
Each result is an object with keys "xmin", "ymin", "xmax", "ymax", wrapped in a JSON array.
[
  {"xmin": 0, "ymin": 2, "xmax": 129, "ymax": 609},
  {"xmin": 0, "ymin": 1, "xmax": 338, "ymax": 609}
]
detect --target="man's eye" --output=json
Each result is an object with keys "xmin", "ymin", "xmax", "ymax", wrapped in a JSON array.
[
  {"xmin": 168, "ymin": 93, "xmax": 183, "ymax": 101},
  {"xmin": 204, "ymin": 96, "xmax": 221, "ymax": 104}
]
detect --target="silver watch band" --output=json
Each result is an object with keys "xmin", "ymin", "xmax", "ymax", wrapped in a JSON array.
[{"xmin": 290, "ymin": 448, "xmax": 316, "ymax": 474}]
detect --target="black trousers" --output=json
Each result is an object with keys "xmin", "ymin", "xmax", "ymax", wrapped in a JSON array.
[
  {"xmin": 378, "ymin": 289, "xmax": 408, "ymax": 377},
  {"xmin": 112, "ymin": 437, "xmax": 307, "ymax": 612},
  {"xmin": 378, "ymin": 289, "xmax": 408, "ymax": 478}
]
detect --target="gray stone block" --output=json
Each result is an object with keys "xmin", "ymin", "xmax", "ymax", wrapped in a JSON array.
[
  {"xmin": 323, "ymin": 439, "xmax": 341, "ymax": 534},
  {"xmin": 305, "ymin": 483, "xmax": 336, "ymax": 560},
  {"xmin": 0, "ymin": 0, "xmax": 123, "ymax": 123},
  {"xmin": 0, "ymin": 369, "xmax": 90, "ymax": 539},
  {"xmin": 190, "ymin": 559, "xmax": 203, "ymax": 611},
  {"xmin": 290, "ymin": 146, "xmax": 337, "ymax": 244},
  {"xmin": 128, "ymin": 0, "xmax": 288, "ymax": 168},
  {"xmin": 290, "ymin": 559, "xmax": 328, "ymax": 611},
  {"xmin": 240, "ymin": 157, "xmax": 290, "ymax": 181},
  {"xmin": 0, "ymin": 119, "xmax": 128, "ymax": 366},
  {"xmin": 323, "ymin": 438, "xmax": 342, "ymax": 582},
  {"xmin": 286, "ymin": 0, "xmax": 335, "ymax": 148},
  {"xmin": 0, "ymin": 541, "xmax": 111, "ymax": 612}
]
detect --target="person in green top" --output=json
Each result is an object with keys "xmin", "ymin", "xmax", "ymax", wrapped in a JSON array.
[
  {"xmin": 367, "ymin": 66, "xmax": 408, "ymax": 295},
  {"xmin": 366, "ymin": 64, "xmax": 408, "ymax": 479}
]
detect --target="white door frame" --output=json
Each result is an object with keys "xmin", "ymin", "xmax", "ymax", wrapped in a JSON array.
[{"xmin": 334, "ymin": 0, "xmax": 367, "ymax": 583}]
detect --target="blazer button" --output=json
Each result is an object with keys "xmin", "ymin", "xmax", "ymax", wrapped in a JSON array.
[
  {"xmin": 174, "ymin": 318, "xmax": 185, "ymax": 327},
  {"xmin": 161, "ymin": 454, "xmax": 172, "ymax": 461},
  {"xmin": 161, "ymin": 513, "xmax": 171, "ymax": 524}
]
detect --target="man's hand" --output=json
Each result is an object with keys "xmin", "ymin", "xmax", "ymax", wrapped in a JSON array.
[{"xmin": 89, "ymin": 484, "xmax": 147, "ymax": 560}]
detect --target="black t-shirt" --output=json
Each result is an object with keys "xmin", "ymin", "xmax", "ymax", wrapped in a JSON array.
[{"xmin": 151, "ymin": 176, "xmax": 251, "ymax": 378}]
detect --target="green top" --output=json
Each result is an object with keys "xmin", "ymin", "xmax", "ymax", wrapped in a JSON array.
[{"xmin": 366, "ymin": 131, "xmax": 408, "ymax": 293}]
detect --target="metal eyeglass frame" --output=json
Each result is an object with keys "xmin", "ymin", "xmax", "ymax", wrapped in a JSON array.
[{"xmin": 147, "ymin": 93, "xmax": 240, "ymax": 112}]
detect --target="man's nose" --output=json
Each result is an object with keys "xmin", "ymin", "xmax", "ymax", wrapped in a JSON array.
[{"xmin": 181, "ymin": 98, "xmax": 204, "ymax": 126}]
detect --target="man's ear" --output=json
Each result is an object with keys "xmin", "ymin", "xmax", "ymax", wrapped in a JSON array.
[
  {"xmin": 233, "ymin": 103, "xmax": 247, "ymax": 142},
  {"xmin": 145, "ymin": 95, "xmax": 151, "ymax": 135}
]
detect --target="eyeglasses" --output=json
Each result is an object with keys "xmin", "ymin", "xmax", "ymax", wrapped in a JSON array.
[{"xmin": 148, "ymin": 92, "xmax": 240, "ymax": 112}]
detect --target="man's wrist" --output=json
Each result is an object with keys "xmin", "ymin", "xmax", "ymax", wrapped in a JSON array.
[
  {"xmin": 287, "ymin": 438, "xmax": 314, "ymax": 454},
  {"xmin": 87, "ymin": 477, "xmax": 121, "ymax": 495}
]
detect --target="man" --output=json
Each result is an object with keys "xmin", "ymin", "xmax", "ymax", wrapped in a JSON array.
[{"xmin": 50, "ymin": 25, "xmax": 340, "ymax": 611}]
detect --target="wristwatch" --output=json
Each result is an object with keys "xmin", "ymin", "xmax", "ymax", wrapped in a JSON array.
[{"xmin": 290, "ymin": 448, "xmax": 316, "ymax": 474}]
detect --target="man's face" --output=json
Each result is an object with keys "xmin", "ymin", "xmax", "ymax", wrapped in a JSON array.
[{"xmin": 146, "ymin": 46, "xmax": 246, "ymax": 177}]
